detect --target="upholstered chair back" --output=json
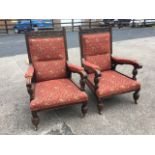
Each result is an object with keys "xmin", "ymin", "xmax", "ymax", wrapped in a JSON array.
[
  {"xmin": 81, "ymin": 30, "xmax": 112, "ymax": 72},
  {"xmin": 26, "ymin": 31, "xmax": 67, "ymax": 82}
]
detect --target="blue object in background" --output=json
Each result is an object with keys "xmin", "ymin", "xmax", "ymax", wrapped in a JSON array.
[{"xmin": 14, "ymin": 19, "xmax": 53, "ymax": 33}]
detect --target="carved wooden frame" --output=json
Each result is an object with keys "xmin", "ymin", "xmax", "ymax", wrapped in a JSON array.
[
  {"xmin": 25, "ymin": 28, "xmax": 88, "ymax": 130},
  {"xmin": 79, "ymin": 27, "xmax": 142, "ymax": 114}
]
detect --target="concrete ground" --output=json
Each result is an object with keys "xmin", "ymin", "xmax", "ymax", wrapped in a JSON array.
[{"xmin": 0, "ymin": 27, "xmax": 155, "ymax": 135}]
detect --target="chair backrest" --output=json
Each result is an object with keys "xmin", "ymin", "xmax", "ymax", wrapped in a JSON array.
[
  {"xmin": 25, "ymin": 29, "xmax": 68, "ymax": 82},
  {"xmin": 79, "ymin": 27, "xmax": 112, "ymax": 72}
]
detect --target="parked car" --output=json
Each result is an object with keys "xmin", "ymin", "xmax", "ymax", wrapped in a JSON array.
[
  {"xmin": 116, "ymin": 19, "xmax": 131, "ymax": 28},
  {"xmin": 99, "ymin": 19, "xmax": 132, "ymax": 28},
  {"xmin": 130, "ymin": 19, "xmax": 155, "ymax": 27},
  {"xmin": 14, "ymin": 19, "xmax": 53, "ymax": 33},
  {"xmin": 99, "ymin": 19, "xmax": 116, "ymax": 27},
  {"xmin": 145, "ymin": 19, "xmax": 155, "ymax": 26}
]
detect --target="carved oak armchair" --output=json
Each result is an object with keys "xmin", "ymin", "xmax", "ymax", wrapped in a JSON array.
[
  {"xmin": 79, "ymin": 27, "xmax": 142, "ymax": 114},
  {"xmin": 25, "ymin": 29, "xmax": 88, "ymax": 130}
]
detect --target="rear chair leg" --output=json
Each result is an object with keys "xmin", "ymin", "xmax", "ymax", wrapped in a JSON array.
[
  {"xmin": 81, "ymin": 102, "xmax": 88, "ymax": 117},
  {"xmin": 31, "ymin": 111, "xmax": 40, "ymax": 131},
  {"xmin": 133, "ymin": 89, "xmax": 140, "ymax": 104},
  {"xmin": 97, "ymin": 99, "xmax": 104, "ymax": 115}
]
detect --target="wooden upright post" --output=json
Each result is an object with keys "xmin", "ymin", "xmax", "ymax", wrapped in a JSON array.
[
  {"xmin": 4, "ymin": 20, "xmax": 8, "ymax": 34},
  {"xmin": 72, "ymin": 19, "xmax": 74, "ymax": 32}
]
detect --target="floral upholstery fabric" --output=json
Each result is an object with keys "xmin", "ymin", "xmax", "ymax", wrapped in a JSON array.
[
  {"xmin": 85, "ymin": 54, "xmax": 111, "ymax": 71},
  {"xmin": 81, "ymin": 32, "xmax": 111, "ymax": 72},
  {"xmin": 88, "ymin": 70, "xmax": 141, "ymax": 98},
  {"xmin": 30, "ymin": 79, "xmax": 88, "ymax": 111},
  {"xmin": 67, "ymin": 63, "xmax": 84, "ymax": 73},
  {"xmin": 34, "ymin": 59, "xmax": 66, "ymax": 82},
  {"xmin": 28, "ymin": 37, "xmax": 67, "ymax": 82},
  {"xmin": 83, "ymin": 60, "xmax": 101, "ymax": 70}
]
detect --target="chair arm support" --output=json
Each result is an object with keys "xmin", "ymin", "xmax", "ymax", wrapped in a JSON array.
[
  {"xmin": 67, "ymin": 63, "xmax": 87, "ymax": 78},
  {"xmin": 82, "ymin": 59, "xmax": 101, "ymax": 89},
  {"xmin": 67, "ymin": 62, "xmax": 87, "ymax": 91},
  {"xmin": 112, "ymin": 56, "xmax": 142, "ymax": 69},
  {"xmin": 25, "ymin": 66, "xmax": 35, "ymax": 100},
  {"xmin": 112, "ymin": 56, "xmax": 142, "ymax": 80},
  {"xmin": 82, "ymin": 59, "xmax": 101, "ymax": 76}
]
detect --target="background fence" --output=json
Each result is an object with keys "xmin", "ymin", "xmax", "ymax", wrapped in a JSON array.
[
  {"xmin": 0, "ymin": 19, "xmax": 102, "ymax": 34},
  {"xmin": 0, "ymin": 19, "xmax": 155, "ymax": 34}
]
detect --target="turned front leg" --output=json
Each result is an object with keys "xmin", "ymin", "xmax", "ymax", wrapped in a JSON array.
[
  {"xmin": 97, "ymin": 98, "xmax": 104, "ymax": 114},
  {"xmin": 81, "ymin": 102, "xmax": 88, "ymax": 117},
  {"xmin": 133, "ymin": 89, "xmax": 140, "ymax": 104},
  {"xmin": 31, "ymin": 111, "xmax": 40, "ymax": 131}
]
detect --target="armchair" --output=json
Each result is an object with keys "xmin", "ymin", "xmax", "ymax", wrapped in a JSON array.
[
  {"xmin": 79, "ymin": 27, "xmax": 142, "ymax": 114},
  {"xmin": 25, "ymin": 29, "xmax": 88, "ymax": 130}
]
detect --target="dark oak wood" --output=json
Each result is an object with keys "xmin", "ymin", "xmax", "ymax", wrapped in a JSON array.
[
  {"xmin": 81, "ymin": 102, "xmax": 88, "ymax": 117},
  {"xmin": 97, "ymin": 99, "xmax": 104, "ymax": 115},
  {"xmin": 133, "ymin": 89, "xmax": 140, "ymax": 104},
  {"xmin": 80, "ymin": 78, "xmax": 86, "ymax": 91},
  {"xmin": 132, "ymin": 66, "xmax": 138, "ymax": 80},
  {"xmin": 31, "ymin": 111, "xmax": 40, "ymax": 131}
]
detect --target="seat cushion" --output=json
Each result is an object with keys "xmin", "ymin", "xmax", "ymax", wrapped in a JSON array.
[
  {"xmin": 88, "ymin": 70, "xmax": 141, "ymax": 98},
  {"xmin": 30, "ymin": 79, "xmax": 88, "ymax": 111},
  {"xmin": 34, "ymin": 59, "xmax": 66, "ymax": 82}
]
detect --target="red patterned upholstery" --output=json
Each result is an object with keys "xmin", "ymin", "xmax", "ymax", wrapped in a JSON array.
[
  {"xmin": 83, "ymin": 60, "xmax": 101, "ymax": 71},
  {"xmin": 82, "ymin": 33, "xmax": 111, "ymax": 72},
  {"xmin": 88, "ymin": 70, "xmax": 141, "ymax": 98},
  {"xmin": 28, "ymin": 37, "xmax": 67, "ymax": 82},
  {"xmin": 34, "ymin": 59, "xmax": 66, "ymax": 82},
  {"xmin": 30, "ymin": 79, "xmax": 88, "ymax": 111},
  {"xmin": 85, "ymin": 54, "xmax": 111, "ymax": 71},
  {"xmin": 67, "ymin": 63, "xmax": 84, "ymax": 73}
]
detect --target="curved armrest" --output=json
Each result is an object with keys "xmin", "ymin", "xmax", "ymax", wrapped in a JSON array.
[
  {"xmin": 67, "ymin": 63, "xmax": 87, "ymax": 79},
  {"xmin": 24, "ymin": 66, "xmax": 35, "ymax": 99},
  {"xmin": 25, "ymin": 66, "xmax": 34, "ymax": 78},
  {"xmin": 67, "ymin": 62, "xmax": 87, "ymax": 91},
  {"xmin": 82, "ymin": 59, "xmax": 101, "ymax": 77},
  {"xmin": 112, "ymin": 56, "xmax": 142, "ymax": 80},
  {"xmin": 82, "ymin": 59, "xmax": 101, "ymax": 90},
  {"xmin": 112, "ymin": 56, "xmax": 142, "ymax": 69},
  {"xmin": 25, "ymin": 66, "xmax": 34, "ymax": 85}
]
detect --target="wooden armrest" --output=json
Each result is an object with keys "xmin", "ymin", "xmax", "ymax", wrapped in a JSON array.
[
  {"xmin": 82, "ymin": 59, "xmax": 101, "ymax": 77},
  {"xmin": 112, "ymin": 56, "xmax": 142, "ymax": 69},
  {"xmin": 67, "ymin": 62, "xmax": 87, "ymax": 79}
]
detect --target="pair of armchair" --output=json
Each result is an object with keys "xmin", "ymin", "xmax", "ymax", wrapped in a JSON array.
[{"xmin": 25, "ymin": 28, "xmax": 142, "ymax": 130}]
